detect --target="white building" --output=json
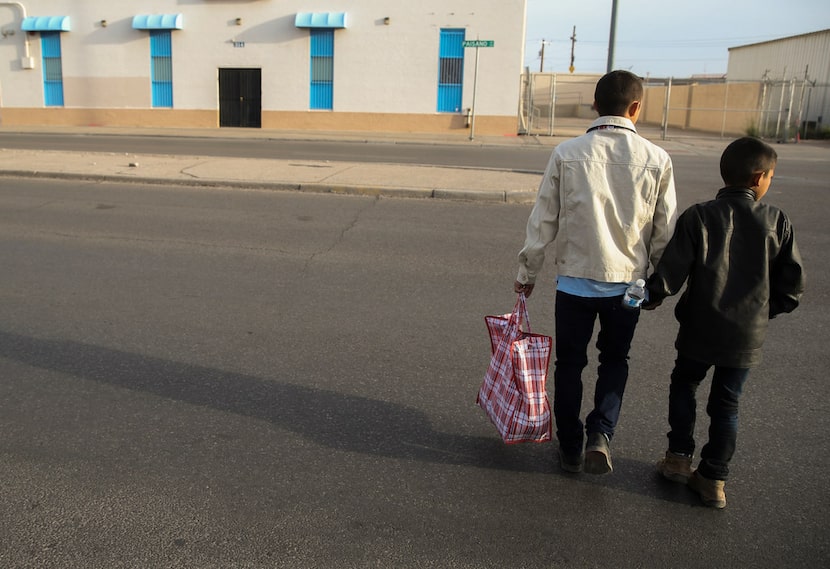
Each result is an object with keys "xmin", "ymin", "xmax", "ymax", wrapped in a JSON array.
[
  {"xmin": 0, "ymin": 1, "xmax": 527, "ymax": 135},
  {"xmin": 727, "ymin": 29, "xmax": 830, "ymax": 132}
]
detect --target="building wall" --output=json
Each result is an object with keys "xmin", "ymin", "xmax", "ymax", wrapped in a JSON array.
[
  {"xmin": 0, "ymin": 0, "xmax": 527, "ymax": 134},
  {"xmin": 632, "ymin": 30, "xmax": 830, "ymax": 137},
  {"xmin": 727, "ymin": 29, "xmax": 830, "ymax": 83},
  {"xmin": 726, "ymin": 29, "xmax": 830, "ymax": 127}
]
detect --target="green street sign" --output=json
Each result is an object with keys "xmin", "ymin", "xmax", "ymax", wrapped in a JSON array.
[{"xmin": 462, "ymin": 40, "xmax": 494, "ymax": 48}]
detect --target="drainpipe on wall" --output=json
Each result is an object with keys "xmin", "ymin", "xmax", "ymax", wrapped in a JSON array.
[{"xmin": 0, "ymin": 2, "xmax": 33, "ymax": 68}]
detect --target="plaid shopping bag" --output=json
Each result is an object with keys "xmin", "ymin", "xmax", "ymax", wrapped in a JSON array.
[{"xmin": 476, "ymin": 293, "xmax": 552, "ymax": 443}]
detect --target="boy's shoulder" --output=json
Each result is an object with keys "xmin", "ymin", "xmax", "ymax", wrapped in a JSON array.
[
  {"xmin": 677, "ymin": 194, "xmax": 735, "ymax": 223},
  {"xmin": 676, "ymin": 199, "xmax": 713, "ymax": 222},
  {"xmin": 556, "ymin": 118, "xmax": 670, "ymax": 159},
  {"xmin": 682, "ymin": 190, "xmax": 793, "ymax": 227}
]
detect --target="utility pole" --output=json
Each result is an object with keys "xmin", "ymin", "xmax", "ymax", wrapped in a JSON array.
[
  {"xmin": 569, "ymin": 26, "xmax": 576, "ymax": 73},
  {"xmin": 539, "ymin": 39, "xmax": 546, "ymax": 72},
  {"xmin": 607, "ymin": 0, "xmax": 618, "ymax": 72}
]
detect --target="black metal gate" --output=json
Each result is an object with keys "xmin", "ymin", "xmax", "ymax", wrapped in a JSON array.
[{"xmin": 219, "ymin": 68, "xmax": 262, "ymax": 128}]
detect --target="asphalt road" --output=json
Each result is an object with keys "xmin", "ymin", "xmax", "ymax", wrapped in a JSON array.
[
  {"xmin": 0, "ymin": 132, "xmax": 552, "ymax": 173},
  {"xmin": 0, "ymin": 157, "xmax": 827, "ymax": 568}
]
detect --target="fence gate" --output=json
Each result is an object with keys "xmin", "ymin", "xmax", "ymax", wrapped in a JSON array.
[
  {"xmin": 757, "ymin": 78, "xmax": 817, "ymax": 141},
  {"xmin": 518, "ymin": 72, "xmax": 555, "ymax": 135},
  {"xmin": 518, "ymin": 72, "xmax": 597, "ymax": 136}
]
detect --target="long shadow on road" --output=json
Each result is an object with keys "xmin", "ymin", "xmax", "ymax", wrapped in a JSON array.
[
  {"xmin": 0, "ymin": 331, "xmax": 540, "ymax": 469},
  {"xmin": 0, "ymin": 330, "xmax": 693, "ymax": 506}
]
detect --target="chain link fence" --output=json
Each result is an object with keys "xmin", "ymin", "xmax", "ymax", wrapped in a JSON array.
[{"xmin": 519, "ymin": 71, "xmax": 830, "ymax": 141}]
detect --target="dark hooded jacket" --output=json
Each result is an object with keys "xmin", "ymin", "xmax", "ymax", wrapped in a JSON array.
[{"xmin": 646, "ymin": 187, "xmax": 805, "ymax": 368}]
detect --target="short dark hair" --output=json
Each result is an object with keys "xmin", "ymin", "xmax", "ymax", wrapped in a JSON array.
[
  {"xmin": 720, "ymin": 137, "xmax": 778, "ymax": 186},
  {"xmin": 594, "ymin": 70, "xmax": 644, "ymax": 116}
]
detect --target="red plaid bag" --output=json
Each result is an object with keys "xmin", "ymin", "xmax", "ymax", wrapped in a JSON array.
[{"xmin": 477, "ymin": 294, "xmax": 552, "ymax": 443}]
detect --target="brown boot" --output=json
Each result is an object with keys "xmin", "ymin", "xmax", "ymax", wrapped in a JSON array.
[
  {"xmin": 688, "ymin": 470, "xmax": 726, "ymax": 509},
  {"xmin": 656, "ymin": 451, "xmax": 693, "ymax": 483}
]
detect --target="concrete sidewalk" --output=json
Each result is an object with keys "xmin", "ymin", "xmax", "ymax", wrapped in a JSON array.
[
  {"xmin": 0, "ymin": 119, "xmax": 826, "ymax": 203},
  {"xmin": 0, "ymin": 144, "xmax": 545, "ymax": 204}
]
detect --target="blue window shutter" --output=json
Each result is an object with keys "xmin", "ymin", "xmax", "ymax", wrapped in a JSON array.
[
  {"xmin": 41, "ymin": 32, "xmax": 64, "ymax": 107},
  {"xmin": 437, "ymin": 29, "xmax": 465, "ymax": 113},
  {"xmin": 150, "ymin": 30, "xmax": 173, "ymax": 108},
  {"xmin": 309, "ymin": 29, "xmax": 334, "ymax": 110}
]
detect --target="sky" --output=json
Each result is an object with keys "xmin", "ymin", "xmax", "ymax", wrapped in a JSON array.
[{"xmin": 524, "ymin": 0, "xmax": 830, "ymax": 78}]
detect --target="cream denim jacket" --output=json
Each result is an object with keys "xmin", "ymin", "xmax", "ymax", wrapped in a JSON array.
[{"xmin": 517, "ymin": 116, "xmax": 677, "ymax": 285}]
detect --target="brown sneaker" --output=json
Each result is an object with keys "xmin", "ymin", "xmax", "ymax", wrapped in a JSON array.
[
  {"xmin": 657, "ymin": 451, "xmax": 693, "ymax": 483},
  {"xmin": 584, "ymin": 432, "xmax": 613, "ymax": 475},
  {"xmin": 688, "ymin": 470, "xmax": 726, "ymax": 509}
]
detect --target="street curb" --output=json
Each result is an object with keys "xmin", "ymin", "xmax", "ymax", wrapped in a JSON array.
[
  {"xmin": 297, "ymin": 183, "xmax": 434, "ymax": 200},
  {"xmin": 0, "ymin": 170, "xmax": 298, "ymax": 192},
  {"xmin": 0, "ymin": 170, "xmax": 537, "ymax": 204}
]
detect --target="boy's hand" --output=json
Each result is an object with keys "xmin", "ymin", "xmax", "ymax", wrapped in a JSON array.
[
  {"xmin": 514, "ymin": 281, "xmax": 535, "ymax": 297},
  {"xmin": 641, "ymin": 298, "xmax": 663, "ymax": 310}
]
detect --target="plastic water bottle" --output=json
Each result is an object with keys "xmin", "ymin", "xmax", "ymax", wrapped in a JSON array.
[{"xmin": 622, "ymin": 279, "xmax": 646, "ymax": 310}]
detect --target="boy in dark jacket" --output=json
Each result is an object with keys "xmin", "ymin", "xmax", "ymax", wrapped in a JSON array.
[{"xmin": 644, "ymin": 137, "xmax": 805, "ymax": 508}]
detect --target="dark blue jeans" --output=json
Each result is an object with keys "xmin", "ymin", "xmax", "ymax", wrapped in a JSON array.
[
  {"xmin": 667, "ymin": 354, "xmax": 749, "ymax": 481},
  {"xmin": 553, "ymin": 291, "xmax": 640, "ymax": 455}
]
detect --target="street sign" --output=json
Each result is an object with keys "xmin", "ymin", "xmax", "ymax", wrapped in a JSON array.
[
  {"xmin": 462, "ymin": 40, "xmax": 494, "ymax": 48},
  {"xmin": 463, "ymin": 40, "xmax": 494, "ymax": 141}
]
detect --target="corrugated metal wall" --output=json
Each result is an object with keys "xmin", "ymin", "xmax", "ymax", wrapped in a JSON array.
[
  {"xmin": 727, "ymin": 30, "xmax": 830, "ymax": 83},
  {"xmin": 727, "ymin": 30, "xmax": 830, "ymax": 127}
]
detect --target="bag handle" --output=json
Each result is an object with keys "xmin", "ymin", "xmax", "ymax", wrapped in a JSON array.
[{"xmin": 509, "ymin": 293, "xmax": 533, "ymax": 334}]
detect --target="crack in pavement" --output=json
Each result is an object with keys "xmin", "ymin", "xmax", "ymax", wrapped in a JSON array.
[{"xmin": 301, "ymin": 196, "xmax": 378, "ymax": 278}]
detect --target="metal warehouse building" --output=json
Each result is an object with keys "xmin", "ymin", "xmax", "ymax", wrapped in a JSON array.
[
  {"xmin": 0, "ymin": 0, "xmax": 527, "ymax": 135},
  {"xmin": 727, "ymin": 29, "xmax": 830, "ymax": 135}
]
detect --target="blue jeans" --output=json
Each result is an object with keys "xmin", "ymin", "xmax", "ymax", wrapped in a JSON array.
[
  {"xmin": 553, "ymin": 291, "xmax": 640, "ymax": 455},
  {"xmin": 667, "ymin": 354, "xmax": 749, "ymax": 480}
]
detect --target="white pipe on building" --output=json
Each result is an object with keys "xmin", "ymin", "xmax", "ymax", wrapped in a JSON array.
[{"xmin": 0, "ymin": 2, "xmax": 32, "ymax": 62}]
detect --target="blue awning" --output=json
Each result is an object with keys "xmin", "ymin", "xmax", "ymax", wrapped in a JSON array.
[
  {"xmin": 132, "ymin": 14, "xmax": 183, "ymax": 30},
  {"xmin": 294, "ymin": 12, "xmax": 347, "ymax": 29},
  {"xmin": 21, "ymin": 16, "xmax": 71, "ymax": 32}
]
